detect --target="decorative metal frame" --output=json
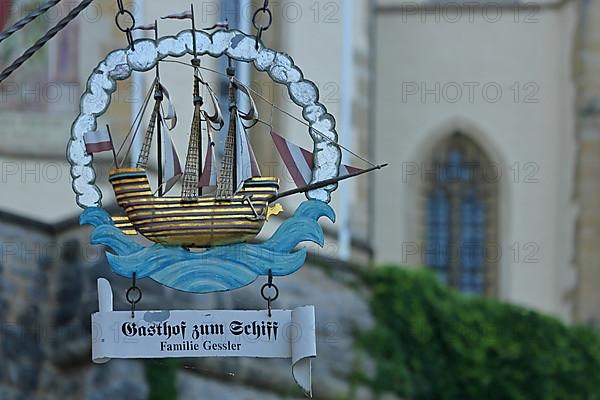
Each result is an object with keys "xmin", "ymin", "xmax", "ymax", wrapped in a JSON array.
[{"xmin": 67, "ymin": 29, "xmax": 342, "ymax": 208}]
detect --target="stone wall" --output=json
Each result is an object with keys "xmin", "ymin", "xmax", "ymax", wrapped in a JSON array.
[{"xmin": 0, "ymin": 215, "xmax": 385, "ymax": 400}]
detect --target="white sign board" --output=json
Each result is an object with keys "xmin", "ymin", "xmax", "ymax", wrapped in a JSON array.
[{"xmin": 91, "ymin": 279, "xmax": 317, "ymax": 396}]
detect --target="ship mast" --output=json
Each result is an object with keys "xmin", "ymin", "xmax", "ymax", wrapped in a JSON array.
[
  {"xmin": 135, "ymin": 82, "xmax": 162, "ymax": 170},
  {"xmin": 181, "ymin": 5, "xmax": 203, "ymax": 200},
  {"xmin": 154, "ymin": 20, "xmax": 164, "ymax": 197},
  {"xmin": 216, "ymin": 62, "xmax": 238, "ymax": 199},
  {"xmin": 181, "ymin": 75, "xmax": 203, "ymax": 200}
]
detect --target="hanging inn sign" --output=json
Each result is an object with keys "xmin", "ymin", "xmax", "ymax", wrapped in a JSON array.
[
  {"xmin": 66, "ymin": 2, "xmax": 385, "ymax": 397},
  {"xmin": 92, "ymin": 278, "xmax": 317, "ymax": 393}
]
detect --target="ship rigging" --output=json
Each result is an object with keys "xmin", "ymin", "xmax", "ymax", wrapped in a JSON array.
[{"xmin": 83, "ymin": 13, "xmax": 385, "ymax": 249}]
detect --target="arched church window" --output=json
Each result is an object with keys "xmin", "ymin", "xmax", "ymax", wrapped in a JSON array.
[{"xmin": 423, "ymin": 133, "xmax": 498, "ymax": 296}]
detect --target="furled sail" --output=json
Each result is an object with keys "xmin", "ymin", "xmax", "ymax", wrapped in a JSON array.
[
  {"xmin": 160, "ymin": 118, "xmax": 182, "ymax": 194},
  {"xmin": 235, "ymin": 80, "xmax": 261, "ymax": 190},
  {"xmin": 235, "ymin": 119, "xmax": 261, "ymax": 192},
  {"xmin": 203, "ymin": 82, "xmax": 224, "ymax": 131},
  {"xmin": 198, "ymin": 126, "xmax": 217, "ymax": 188},
  {"xmin": 160, "ymin": 84, "xmax": 178, "ymax": 130},
  {"xmin": 235, "ymin": 81, "xmax": 259, "ymax": 129}
]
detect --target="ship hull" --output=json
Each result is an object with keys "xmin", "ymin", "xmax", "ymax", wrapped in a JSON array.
[{"xmin": 109, "ymin": 168, "xmax": 279, "ymax": 248}]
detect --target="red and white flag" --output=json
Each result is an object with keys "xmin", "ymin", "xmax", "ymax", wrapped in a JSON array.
[
  {"xmin": 84, "ymin": 130, "xmax": 113, "ymax": 154},
  {"xmin": 160, "ymin": 121, "xmax": 183, "ymax": 194},
  {"xmin": 205, "ymin": 20, "xmax": 230, "ymax": 30},
  {"xmin": 133, "ymin": 23, "xmax": 156, "ymax": 31},
  {"xmin": 270, "ymin": 130, "xmax": 363, "ymax": 187},
  {"xmin": 161, "ymin": 10, "xmax": 193, "ymax": 20},
  {"xmin": 339, "ymin": 162, "xmax": 362, "ymax": 176}
]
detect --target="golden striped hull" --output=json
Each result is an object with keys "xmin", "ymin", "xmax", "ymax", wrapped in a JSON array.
[{"xmin": 109, "ymin": 168, "xmax": 279, "ymax": 248}]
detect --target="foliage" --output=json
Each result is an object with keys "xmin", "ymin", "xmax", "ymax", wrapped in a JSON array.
[
  {"xmin": 145, "ymin": 359, "xmax": 178, "ymax": 400},
  {"xmin": 359, "ymin": 266, "xmax": 600, "ymax": 400}
]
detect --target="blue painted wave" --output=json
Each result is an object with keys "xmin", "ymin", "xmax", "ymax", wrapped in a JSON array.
[{"xmin": 80, "ymin": 200, "xmax": 335, "ymax": 293}]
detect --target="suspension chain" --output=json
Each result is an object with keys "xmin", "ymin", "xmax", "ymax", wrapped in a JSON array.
[
  {"xmin": 115, "ymin": 0, "xmax": 135, "ymax": 50},
  {"xmin": 261, "ymin": 269, "xmax": 279, "ymax": 318},
  {"xmin": 126, "ymin": 272, "xmax": 142, "ymax": 318},
  {"xmin": 252, "ymin": 0, "xmax": 272, "ymax": 50}
]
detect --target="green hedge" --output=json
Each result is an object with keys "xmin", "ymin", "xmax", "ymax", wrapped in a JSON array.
[
  {"xmin": 359, "ymin": 266, "xmax": 600, "ymax": 400},
  {"xmin": 145, "ymin": 359, "xmax": 178, "ymax": 400}
]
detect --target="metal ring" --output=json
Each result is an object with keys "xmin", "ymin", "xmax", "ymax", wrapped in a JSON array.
[
  {"xmin": 252, "ymin": 7, "xmax": 272, "ymax": 32},
  {"xmin": 114, "ymin": 9, "xmax": 135, "ymax": 33},
  {"xmin": 261, "ymin": 282, "xmax": 279, "ymax": 302},
  {"xmin": 126, "ymin": 286, "xmax": 142, "ymax": 304}
]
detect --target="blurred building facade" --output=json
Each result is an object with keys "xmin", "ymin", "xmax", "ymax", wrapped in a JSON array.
[
  {"xmin": 0, "ymin": 0, "xmax": 598, "ymax": 338},
  {"xmin": 372, "ymin": 0, "xmax": 580, "ymax": 321},
  {"xmin": 370, "ymin": 0, "xmax": 599, "ymax": 325}
]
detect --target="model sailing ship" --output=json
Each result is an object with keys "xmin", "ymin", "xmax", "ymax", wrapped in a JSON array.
[
  {"xmin": 109, "ymin": 57, "xmax": 281, "ymax": 247},
  {"xmin": 85, "ymin": 17, "xmax": 384, "ymax": 249}
]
